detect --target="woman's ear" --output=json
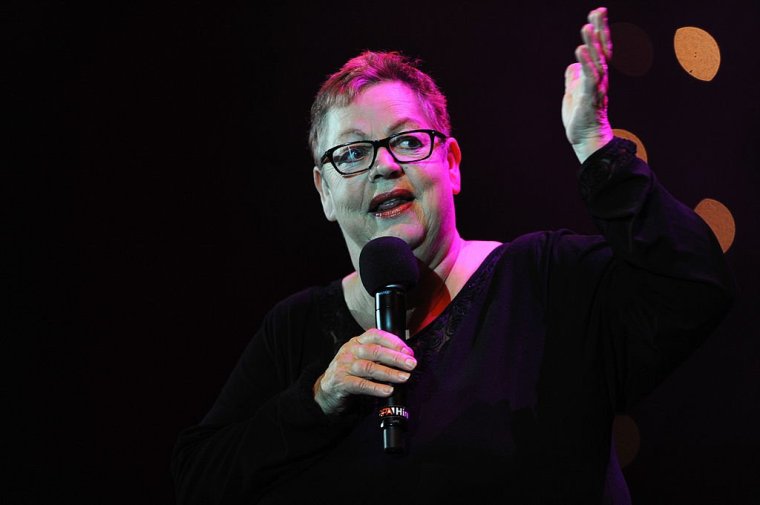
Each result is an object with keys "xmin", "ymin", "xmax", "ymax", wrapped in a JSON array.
[
  {"xmin": 446, "ymin": 137, "xmax": 462, "ymax": 195},
  {"xmin": 313, "ymin": 166, "xmax": 337, "ymax": 221}
]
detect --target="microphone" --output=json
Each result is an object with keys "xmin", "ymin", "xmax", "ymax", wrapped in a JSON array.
[{"xmin": 359, "ymin": 236, "xmax": 419, "ymax": 454}]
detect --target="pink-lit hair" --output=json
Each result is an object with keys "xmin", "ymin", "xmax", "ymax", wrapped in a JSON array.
[{"xmin": 308, "ymin": 51, "xmax": 451, "ymax": 166}]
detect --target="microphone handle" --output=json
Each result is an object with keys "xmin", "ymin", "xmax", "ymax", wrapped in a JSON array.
[{"xmin": 375, "ymin": 285, "xmax": 408, "ymax": 454}]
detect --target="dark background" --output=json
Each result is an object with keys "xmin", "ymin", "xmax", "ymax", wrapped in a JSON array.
[{"xmin": 7, "ymin": 0, "xmax": 760, "ymax": 503}]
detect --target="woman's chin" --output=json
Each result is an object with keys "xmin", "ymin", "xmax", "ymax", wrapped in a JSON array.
[{"xmin": 370, "ymin": 223, "xmax": 425, "ymax": 250}]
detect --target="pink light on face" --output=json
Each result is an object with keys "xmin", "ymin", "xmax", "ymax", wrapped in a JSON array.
[{"xmin": 314, "ymin": 81, "xmax": 462, "ymax": 271}]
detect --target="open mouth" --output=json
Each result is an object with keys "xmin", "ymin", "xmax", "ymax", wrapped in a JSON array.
[{"xmin": 368, "ymin": 189, "xmax": 415, "ymax": 214}]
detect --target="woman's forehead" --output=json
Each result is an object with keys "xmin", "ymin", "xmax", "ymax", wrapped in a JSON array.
[{"xmin": 323, "ymin": 82, "xmax": 429, "ymax": 143}]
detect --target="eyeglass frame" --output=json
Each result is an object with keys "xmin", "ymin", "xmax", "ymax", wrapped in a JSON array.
[{"xmin": 319, "ymin": 129, "xmax": 448, "ymax": 176}]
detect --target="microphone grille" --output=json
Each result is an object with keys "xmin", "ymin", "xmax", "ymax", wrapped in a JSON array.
[{"xmin": 359, "ymin": 236, "xmax": 419, "ymax": 296}]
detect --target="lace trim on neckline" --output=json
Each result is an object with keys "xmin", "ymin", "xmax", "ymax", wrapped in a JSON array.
[{"xmin": 317, "ymin": 243, "xmax": 509, "ymax": 356}]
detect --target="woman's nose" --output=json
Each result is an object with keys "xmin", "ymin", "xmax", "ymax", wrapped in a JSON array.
[{"xmin": 370, "ymin": 146, "xmax": 403, "ymax": 180}]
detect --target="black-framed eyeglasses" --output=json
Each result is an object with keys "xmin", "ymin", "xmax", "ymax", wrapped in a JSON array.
[{"xmin": 320, "ymin": 129, "xmax": 447, "ymax": 176}]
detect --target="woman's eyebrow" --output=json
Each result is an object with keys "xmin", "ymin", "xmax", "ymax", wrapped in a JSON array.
[
  {"xmin": 387, "ymin": 118, "xmax": 420, "ymax": 133},
  {"xmin": 335, "ymin": 118, "xmax": 422, "ymax": 143},
  {"xmin": 335, "ymin": 128, "xmax": 367, "ymax": 142}
]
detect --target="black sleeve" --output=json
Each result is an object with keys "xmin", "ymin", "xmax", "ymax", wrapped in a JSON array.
[
  {"xmin": 545, "ymin": 137, "xmax": 735, "ymax": 412},
  {"xmin": 170, "ymin": 288, "xmax": 357, "ymax": 505}
]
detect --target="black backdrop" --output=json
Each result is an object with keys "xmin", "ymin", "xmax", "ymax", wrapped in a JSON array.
[{"xmin": 8, "ymin": 0, "xmax": 760, "ymax": 503}]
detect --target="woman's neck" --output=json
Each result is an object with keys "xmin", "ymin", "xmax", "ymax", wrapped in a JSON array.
[{"xmin": 343, "ymin": 236, "xmax": 500, "ymax": 336}]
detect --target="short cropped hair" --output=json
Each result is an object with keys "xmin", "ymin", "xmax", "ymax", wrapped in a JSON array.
[{"xmin": 309, "ymin": 51, "xmax": 451, "ymax": 166}]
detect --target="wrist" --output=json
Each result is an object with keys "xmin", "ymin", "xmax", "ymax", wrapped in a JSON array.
[
  {"xmin": 572, "ymin": 129, "xmax": 614, "ymax": 164},
  {"xmin": 577, "ymin": 136, "xmax": 638, "ymax": 203},
  {"xmin": 313, "ymin": 374, "xmax": 344, "ymax": 416},
  {"xmin": 313, "ymin": 374, "xmax": 329, "ymax": 413}
]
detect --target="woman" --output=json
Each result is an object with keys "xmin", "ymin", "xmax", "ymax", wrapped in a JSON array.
[{"xmin": 172, "ymin": 8, "xmax": 734, "ymax": 504}]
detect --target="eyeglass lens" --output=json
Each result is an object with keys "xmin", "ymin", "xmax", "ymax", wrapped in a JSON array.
[{"xmin": 332, "ymin": 131, "xmax": 434, "ymax": 174}]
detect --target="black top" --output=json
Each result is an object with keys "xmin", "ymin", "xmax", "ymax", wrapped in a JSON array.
[{"xmin": 171, "ymin": 138, "xmax": 735, "ymax": 504}]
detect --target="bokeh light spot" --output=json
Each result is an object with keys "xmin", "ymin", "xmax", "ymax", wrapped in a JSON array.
[
  {"xmin": 610, "ymin": 22, "xmax": 654, "ymax": 77},
  {"xmin": 674, "ymin": 27, "xmax": 721, "ymax": 81},
  {"xmin": 613, "ymin": 414, "xmax": 641, "ymax": 469},
  {"xmin": 694, "ymin": 198, "xmax": 736, "ymax": 253},
  {"xmin": 612, "ymin": 128, "xmax": 648, "ymax": 163}
]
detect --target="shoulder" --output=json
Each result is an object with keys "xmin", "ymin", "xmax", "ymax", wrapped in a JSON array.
[
  {"xmin": 505, "ymin": 229, "xmax": 609, "ymax": 263},
  {"xmin": 252, "ymin": 281, "xmax": 345, "ymax": 371},
  {"xmin": 482, "ymin": 230, "xmax": 612, "ymax": 310},
  {"xmin": 497, "ymin": 229, "xmax": 612, "ymax": 290},
  {"xmin": 263, "ymin": 281, "xmax": 341, "ymax": 330},
  {"xmin": 459, "ymin": 240, "xmax": 502, "ymax": 268}
]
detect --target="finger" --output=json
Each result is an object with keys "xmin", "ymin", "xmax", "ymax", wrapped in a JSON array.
[
  {"xmin": 564, "ymin": 63, "xmax": 582, "ymax": 97},
  {"xmin": 575, "ymin": 44, "xmax": 599, "ymax": 92},
  {"xmin": 581, "ymin": 23, "xmax": 606, "ymax": 76},
  {"xmin": 565, "ymin": 63, "xmax": 581, "ymax": 86},
  {"xmin": 349, "ymin": 359, "xmax": 412, "ymax": 383},
  {"xmin": 343, "ymin": 375, "xmax": 394, "ymax": 397},
  {"xmin": 353, "ymin": 342, "xmax": 418, "ymax": 371},
  {"xmin": 589, "ymin": 7, "xmax": 612, "ymax": 60},
  {"xmin": 356, "ymin": 329, "xmax": 415, "ymax": 355}
]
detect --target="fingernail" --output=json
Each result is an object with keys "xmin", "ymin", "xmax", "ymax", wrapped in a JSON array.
[
  {"xmin": 383, "ymin": 385, "xmax": 393, "ymax": 394},
  {"xmin": 402, "ymin": 347, "xmax": 414, "ymax": 355},
  {"xmin": 405, "ymin": 358, "xmax": 417, "ymax": 368},
  {"xmin": 398, "ymin": 372, "xmax": 410, "ymax": 381}
]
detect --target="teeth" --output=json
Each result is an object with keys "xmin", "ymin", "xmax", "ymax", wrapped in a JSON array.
[{"xmin": 376, "ymin": 198, "xmax": 404, "ymax": 211}]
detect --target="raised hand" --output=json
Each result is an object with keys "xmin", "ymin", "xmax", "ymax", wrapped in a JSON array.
[
  {"xmin": 313, "ymin": 329, "xmax": 417, "ymax": 415},
  {"xmin": 562, "ymin": 7, "xmax": 615, "ymax": 163}
]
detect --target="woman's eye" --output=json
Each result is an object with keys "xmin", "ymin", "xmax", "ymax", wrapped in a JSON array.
[
  {"xmin": 391, "ymin": 133, "xmax": 425, "ymax": 151},
  {"xmin": 335, "ymin": 145, "xmax": 371, "ymax": 164}
]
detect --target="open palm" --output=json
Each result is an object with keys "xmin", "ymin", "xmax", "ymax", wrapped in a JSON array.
[{"xmin": 562, "ymin": 7, "xmax": 614, "ymax": 161}]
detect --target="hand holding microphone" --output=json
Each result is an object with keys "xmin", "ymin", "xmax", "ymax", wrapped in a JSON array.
[
  {"xmin": 313, "ymin": 236, "xmax": 419, "ymax": 452},
  {"xmin": 313, "ymin": 329, "xmax": 417, "ymax": 416}
]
